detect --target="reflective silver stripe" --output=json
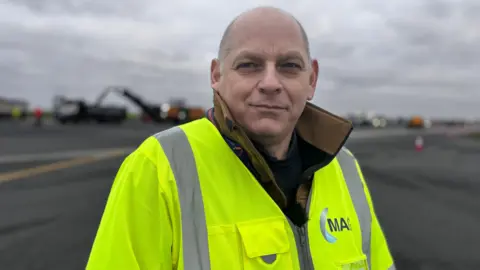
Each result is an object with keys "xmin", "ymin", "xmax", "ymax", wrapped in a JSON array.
[
  {"xmin": 154, "ymin": 127, "xmax": 210, "ymax": 270},
  {"xmin": 336, "ymin": 148, "xmax": 372, "ymax": 269},
  {"xmin": 388, "ymin": 264, "xmax": 397, "ymax": 270}
]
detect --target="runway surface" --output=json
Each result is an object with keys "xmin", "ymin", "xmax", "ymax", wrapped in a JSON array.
[
  {"xmin": 345, "ymin": 133, "xmax": 480, "ymax": 269},
  {"xmin": 0, "ymin": 120, "xmax": 479, "ymax": 270}
]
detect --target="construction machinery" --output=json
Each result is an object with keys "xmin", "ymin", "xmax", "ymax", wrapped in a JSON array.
[
  {"xmin": 53, "ymin": 87, "xmax": 167, "ymax": 125},
  {"xmin": 94, "ymin": 86, "xmax": 167, "ymax": 123},
  {"xmin": 95, "ymin": 86, "xmax": 205, "ymax": 124},
  {"xmin": 407, "ymin": 115, "xmax": 431, "ymax": 129},
  {"xmin": 164, "ymin": 98, "xmax": 205, "ymax": 124},
  {"xmin": 53, "ymin": 95, "xmax": 127, "ymax": 124},
  {"xmin": 53, "ymin": 86, "xmax": 205, "ymax": 125}
]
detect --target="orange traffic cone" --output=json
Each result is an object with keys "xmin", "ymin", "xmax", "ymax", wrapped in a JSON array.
[{"xmin": 414, "ymin": 136, "xmax": 424, "ymax": 151}]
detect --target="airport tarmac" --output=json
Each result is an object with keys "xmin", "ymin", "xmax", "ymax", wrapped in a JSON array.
[
  {"xmin": 345, "ymin": 133, "xmax": 480, "ymax": 270},
  {"xmin": 0, "ymin": 121, "xmax": 479, "ymax": 269}
]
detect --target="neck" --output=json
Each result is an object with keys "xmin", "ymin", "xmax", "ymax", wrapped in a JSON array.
[{"xmin": 252, "ymin": 132, "xmax": 293, "ymax": 160}]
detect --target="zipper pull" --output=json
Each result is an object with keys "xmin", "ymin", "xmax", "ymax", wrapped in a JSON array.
[{"xmin": 299, "ymin": 226, "xmax": 306, "ymax": 246}]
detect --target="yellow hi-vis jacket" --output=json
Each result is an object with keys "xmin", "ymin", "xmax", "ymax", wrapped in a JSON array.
[{"xmin": 87, "ymin": 118, "xmax": 395, "ymax": 270}]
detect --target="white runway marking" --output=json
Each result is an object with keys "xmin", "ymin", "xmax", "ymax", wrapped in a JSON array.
[{"xmin": 0, "ymin": 147, "xmax": 134, "ymax": 164}]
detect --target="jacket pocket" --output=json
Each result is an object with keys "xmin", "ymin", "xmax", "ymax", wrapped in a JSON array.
[
  {"xmin": 208, "ymin": 224, "xmax": 243, "ymax": 270},
  {"xmin": 237, "ymin": 217, "xmax": 294, "ymax": 270},
  {"xmin": 335, "ymin": 254, "xmax": 369, "ymax": 270}
]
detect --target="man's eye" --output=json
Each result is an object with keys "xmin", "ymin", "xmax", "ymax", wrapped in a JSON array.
[
  {"xmin": 236, "ymin": 62, "xmax": 259, "ymax": 69},
  {"xmin": 281, "ymin": 62, "xmax": 302, "ymax": 69}
]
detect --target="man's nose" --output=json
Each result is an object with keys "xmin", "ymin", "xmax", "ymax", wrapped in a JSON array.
[{"xmin": 258, "ymin": 63, "xmax": 282, "ymax": 94}]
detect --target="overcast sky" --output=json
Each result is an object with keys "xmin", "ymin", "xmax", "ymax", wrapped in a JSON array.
[{"xmin": 0, "ymin": 0, "xmax": 479, "ymax": 117}]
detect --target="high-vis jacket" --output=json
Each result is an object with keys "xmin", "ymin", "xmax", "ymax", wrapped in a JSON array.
[{"xmin": 87, "ymin": 116, "xmax": 395, "ymax": 269}]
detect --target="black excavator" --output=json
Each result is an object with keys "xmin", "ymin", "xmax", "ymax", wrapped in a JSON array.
[
  {"xmin": 93, "ymin": 86, "xmax": 205, "ymax": 124},
  {"xmin": 94, "ymin": 86, "xmax": 167, "ymax": 123},
  {"xmin": 53, "ymin": 96, "xmax": 127, "ymax": 125},
  {"xmin": 52, "ymin": 86, "xmax": 167, "ymax": 125}
]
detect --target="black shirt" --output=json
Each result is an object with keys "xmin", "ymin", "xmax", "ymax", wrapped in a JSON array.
[
  {"xmin": 256, "ymin": 132, "xmax": 329, "ymax": 226},
  {"xmin": 256, "ymin": 132, "xmax": 303, "ymax": 206}
]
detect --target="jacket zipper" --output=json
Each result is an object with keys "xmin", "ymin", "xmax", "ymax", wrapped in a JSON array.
[{"xmin": 298, "ymin": 225, "xmax": 314, "ymax": 270}]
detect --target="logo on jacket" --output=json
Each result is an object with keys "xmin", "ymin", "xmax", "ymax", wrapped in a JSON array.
[{"xmin": 320, "ymin": 207, "xmax": 352, "ymax": 243}]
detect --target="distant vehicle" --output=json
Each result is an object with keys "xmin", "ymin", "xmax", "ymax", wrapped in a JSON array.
[
  {"xmin": 164, "ymin": 98, "xmax": 205, "ymax": 124},
  {"xmin": 95, "ymin": 86, "xmax": 171, "ymax": 124},
  {"xmin": 407, "ymin": 116, "xmax": 431, "ymax": 129},
  {"xmin": 53, "ymin": 86, "xmax": 206, "ymax": 126},
  {"xmin": 140, "ymin": 105, "xmax": 163, "ymax": 122},
  {"xmin": 97, "ymin": 86, "xmax": 205, "ymax": 124},
  {"xmin": 0, "ymin": 97, "xmax": 29, "ymax": 120},
  {"xmin": 53, "ymin": 96, "xmax": 127, "ymax": 124},
  {"xmin": 346, "ymin": 111, "xmax": 388, "ymax": 128},
  {"xmin": 407, "ymin": 116, "xmax": 424, "ymax": 128},
  {"xmin": 88, "ymin": 105, "xmax": 127, "ymax": 124},
  {"xmin": 371, "ymin": 117, "xmax": 388, "ymax": 128}
]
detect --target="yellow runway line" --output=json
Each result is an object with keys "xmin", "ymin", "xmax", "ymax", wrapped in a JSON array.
[{"xmin": 0, "ymin": 149, "xmax": 130, "ymax": 184}]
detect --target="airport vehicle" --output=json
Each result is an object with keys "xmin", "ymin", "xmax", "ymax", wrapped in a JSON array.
[
  {"xmin": 164, "ymin": 98, "xmax": 205, "ymax": 124},
  {"xmin": 53, "ymin": 96, "xmax": 127, "ymax": 124},
  {"xmin": 95, "ymin": 86, "xmax": 205, "ymax": 124},
  {"xmin": 407, "ymin": 116, "xmax": 431, "ymax": 128},
  {"xmin": 54, "ymin": 86, "xmax": 205, "ymax": 126},
  {"xmin": 94, "ymin": 86, "xmax": 167, "ymax": 123},
  {"xmin": 408, "ymin": 116, "xmax": 424, "ymax": 128},
  {"xmin": 140, "ymin": 105, "xmax": 164, "ymax": 122},
  {"xmin": 371, "ymin": 116, "xmax": 388, "ymax": 128},
  {"xmin": 0, "ymin": 97, "xmax": 28, "ymax": 120},
  {"xmin": 346, "ymin": 111, "xmax": 388, "ymax": 128},
  {"xmin": 53, "ymin": 87, "xmax": 166, "ymax": 125}
]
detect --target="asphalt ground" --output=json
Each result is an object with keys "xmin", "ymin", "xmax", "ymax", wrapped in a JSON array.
[
  {"xmin": 345, "ymin": 133, "xmax": 480, "ymax": 270},
  {"xmin": 0, "ymin": 120, "xmax": 479, "ymax": 269}
]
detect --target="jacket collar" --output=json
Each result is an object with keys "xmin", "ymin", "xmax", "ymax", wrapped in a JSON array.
[
  {"xmin": 208, "ymin": 90, "xmax": 354, "ymax": 210},
  {"xmin": 212, "ymin": 90, "xmax": 353, "ymax": 156}
]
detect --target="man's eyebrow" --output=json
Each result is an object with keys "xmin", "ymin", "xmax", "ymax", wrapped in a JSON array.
[
  {"xmin": 278, "ymin": 51, "xmax": 306, "ymax": 65},
  {"xmin": 233, "ymin": 51, "xmax": 264, "ymax": 61},
  {"xmin": 232, "ymin": 50, "xmax": 307, "ymax": 65}
]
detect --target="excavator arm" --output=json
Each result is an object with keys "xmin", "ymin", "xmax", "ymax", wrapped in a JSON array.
[{"xmin": 95, "ymin": 86, "xmax": 164, "ymax": 123}]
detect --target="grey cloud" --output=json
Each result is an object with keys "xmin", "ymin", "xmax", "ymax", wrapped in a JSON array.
[
  {"xmin": 6, "ymin": 0, "xmax": 149, "ymax": 17},
  {"xmin": 306, "ymin": 0, "xmax": 480, "ymax": 116},
  {"xmin": 312, "ymin": 41, "xmax": 357, "ymax": 60},
  {"xmin": 0, "ymin": 0, "xmax": 479, "ymax": 118},
  {"xmin": 0, "ymin": 23, "xmax": 207, "ymax": 109},
  {"xmin": 422, "ymin": 0, "xmax": 452, "ymax": 19}
]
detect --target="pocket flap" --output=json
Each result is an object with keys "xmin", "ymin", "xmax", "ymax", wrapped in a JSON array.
[
  {"xmin": 236, "ymin": 217, "xmax": 290, "ymax": 258},
  {"xmin": 335, "ymin": 254, "xmax": 369, "ymax": 270}
]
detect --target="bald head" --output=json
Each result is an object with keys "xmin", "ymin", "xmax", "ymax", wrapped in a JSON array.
[
  {"xmin": 218, "ymin": 6, "xmax": 311, "ymax": 63},
  {"xmin": 209, "ymin": 6, "xmax": 319, "ymax": 147}
]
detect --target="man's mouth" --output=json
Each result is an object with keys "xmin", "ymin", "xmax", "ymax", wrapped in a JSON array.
[{"xmin": 250, "ymin": 104, "xmax": 287, "ymax": 110}]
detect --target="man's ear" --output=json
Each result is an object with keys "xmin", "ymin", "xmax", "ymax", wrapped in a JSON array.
[
  {"xmin": 307, "ymin": 59, "xmax": 319, "ymax": 100},
  {"xmin": 210, "ymin": 59, "xmax": 221, "ymax": 91}
]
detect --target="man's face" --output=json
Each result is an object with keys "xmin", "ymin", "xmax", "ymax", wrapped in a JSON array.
[{"xmin": 211, "ymin": 15, "xmax": 318, "ymax": 140}]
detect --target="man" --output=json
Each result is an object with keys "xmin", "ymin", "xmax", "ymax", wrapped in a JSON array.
[{"xmin": 87, "ymin": 6, "xmax": 395, "ymax": 270}]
